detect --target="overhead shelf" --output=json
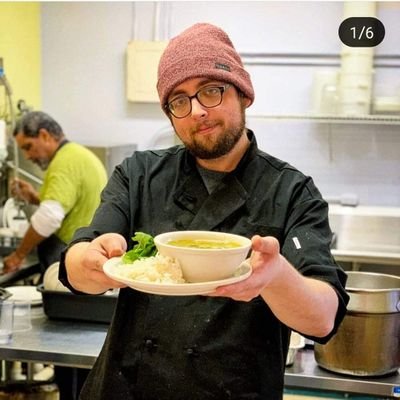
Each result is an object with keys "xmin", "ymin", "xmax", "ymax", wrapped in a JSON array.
[{"xmin": 248, "ymin": 114, "xmax": 400, "ymax": 125}]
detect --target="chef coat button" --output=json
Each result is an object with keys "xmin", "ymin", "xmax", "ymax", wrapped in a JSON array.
[
  {"xmin": 186, "ymin": 347, "xmax": 198, "ymax": 357},
  {"xmin": 145, "ymin": 339, "xmax": 154, "ymax": 348}
]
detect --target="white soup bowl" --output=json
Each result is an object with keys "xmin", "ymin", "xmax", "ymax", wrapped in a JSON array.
[{"xmin": 154, "ymin": 231, "xmax": 252, "ymax": 283}]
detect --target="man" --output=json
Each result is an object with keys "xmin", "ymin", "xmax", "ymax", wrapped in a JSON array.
[
  {"xmin": 3, "ymin": 111, "xmax": 107, "ymax": 274},
  {"xmin": 60, "ymin": 23, "xmax": 349, "ymax": 399}
]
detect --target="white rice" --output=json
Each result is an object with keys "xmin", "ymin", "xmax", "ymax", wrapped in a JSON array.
[{"xmin": 116, "ymin": 254, "xmax": 185, "ymax": 284}]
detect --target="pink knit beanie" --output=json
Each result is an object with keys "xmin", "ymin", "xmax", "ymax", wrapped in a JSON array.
[{"xmin": 157, "ymin": 23, "xmax": 254, "ymax": 113}]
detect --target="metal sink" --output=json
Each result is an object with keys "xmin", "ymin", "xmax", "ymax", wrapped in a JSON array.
[{"xmin": 328, "ymin": 205, "xmax": 400, "ymax": 266}]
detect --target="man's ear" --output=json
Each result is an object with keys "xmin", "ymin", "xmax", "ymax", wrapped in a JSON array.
[
  {"xmin": 241, "ymin": 96, "xmax": 252, "ymax": 109},
  {"xmin": 38, "ymin": 128, "xmax": 51, "ymax": 141}
]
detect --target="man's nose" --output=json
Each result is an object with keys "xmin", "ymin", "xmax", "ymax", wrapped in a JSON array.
[{"xmin": 190, "ymin": 97, "xmax": 207, "ymax": 118}]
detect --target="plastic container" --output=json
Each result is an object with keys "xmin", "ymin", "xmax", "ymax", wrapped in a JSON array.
[{"xmin": 37, "ymin": 284, "xmax": 117, "ymax": 324}]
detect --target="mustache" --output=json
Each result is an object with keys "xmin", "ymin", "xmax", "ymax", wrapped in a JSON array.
[{"xmin": 190, "ymin": 121, "xmax": 219, "ymax": 135}]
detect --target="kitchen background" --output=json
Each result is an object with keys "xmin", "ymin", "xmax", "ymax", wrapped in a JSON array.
[
  {"xmin": 0, "ymin": 1, "xmax": 399, "ymax": 207},
  {"xmin": 1, "ymin": 3, "xmax": 399, "ymax": 398}
]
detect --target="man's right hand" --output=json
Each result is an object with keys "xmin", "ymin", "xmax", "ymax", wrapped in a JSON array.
[
  {"xmin": 10, "ymin": 178, "xmax": 40, "ymax": 205},
  {"xmin": 65, "ymin": 233, "xmax": 128, "ymax": 294},
  {"xmin": 2, "ymin": 250, "xmax": 25, "ymax": 274}
]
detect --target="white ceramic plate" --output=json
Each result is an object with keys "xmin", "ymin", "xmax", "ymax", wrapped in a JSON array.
[
  {"xmin": 103, "ymin": 257, "xmax": 252, "ymax": 296},
  {"xmin": 6, "ymin": 286, "xmax": 42, "ymax": 305}
]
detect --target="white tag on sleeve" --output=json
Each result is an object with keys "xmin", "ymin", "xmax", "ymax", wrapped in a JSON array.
[{"xmin": 292, "ymin": 237, "xmax": 301, "ymax": 249}]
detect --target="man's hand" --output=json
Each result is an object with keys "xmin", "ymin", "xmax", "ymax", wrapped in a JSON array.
[
  {"xmin": 65, "ymin": 233, "xmax": 129, "ymax": 294},
  {"xmin": 2, "ymin": 250, "xmax": 25, "ymax": 274},
  {"xmin": 210, "ymin": 235, "xmax": 283, "ymax": 301},
  {"xmin": 10, "ymin": 178, "xmax": 40, "ymax": 205}
]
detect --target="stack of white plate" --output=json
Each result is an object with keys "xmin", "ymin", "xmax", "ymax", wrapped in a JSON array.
[
  {"xmin": 338, "ymin": 47, "xmax": 374, "ymax": 116},
  {"xmin": 337, "ymin": 1, "xmax": 376, "ymax": 116}
]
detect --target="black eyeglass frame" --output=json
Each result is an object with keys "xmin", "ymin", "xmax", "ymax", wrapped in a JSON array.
[{"xmin": 165, "ymin": 84, "xmax": 232, "ymax": 119}]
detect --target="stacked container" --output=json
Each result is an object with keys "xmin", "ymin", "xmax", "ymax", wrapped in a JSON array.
[{"xmin": 337, "ymin": 2, "xmax": 376, "ymax": 116}]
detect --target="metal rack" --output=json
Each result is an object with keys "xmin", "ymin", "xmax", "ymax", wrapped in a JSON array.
[{"xmin": 248, "ymin": 114, "xmax": 400, "ymax": 125}]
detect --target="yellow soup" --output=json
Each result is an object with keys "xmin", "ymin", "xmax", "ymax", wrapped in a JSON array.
[{"xmin": 167, "ymin": 239, "xmax": 242, "ymax": 249}]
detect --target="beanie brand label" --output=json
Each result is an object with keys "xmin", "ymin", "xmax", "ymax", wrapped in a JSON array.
[{"xmin": 215, "ymin": 63, "xmax": 231, "ymax": 72}]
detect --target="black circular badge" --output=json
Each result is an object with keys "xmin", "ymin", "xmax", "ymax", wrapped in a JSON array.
[{"xmin": 339, "ymin": 17, "xmax": 385, "ymax": 47}]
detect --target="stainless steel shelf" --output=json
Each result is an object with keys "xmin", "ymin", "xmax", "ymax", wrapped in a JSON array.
[
  {"xmin": 248, "ymin": 114, "xmax": 400, "ymax": 125},
  {"xmin": 332, "ymin": 249, "xmax": 400, "ymax": 266}
]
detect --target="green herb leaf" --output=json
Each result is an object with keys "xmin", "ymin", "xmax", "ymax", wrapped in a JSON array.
[{"xmin": 122, "ymin": 232, "xmax": 157, "ymax": 264}]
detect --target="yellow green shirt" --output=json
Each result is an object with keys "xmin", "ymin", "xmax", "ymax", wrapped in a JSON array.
[{"xmin": 39, "ymin": 142, "xmax": 107, "ymax": 243}]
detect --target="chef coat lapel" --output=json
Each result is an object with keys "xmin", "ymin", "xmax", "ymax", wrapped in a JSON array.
[
  {"xmin": 173, "ymin": 143, "xmax": 251, "ymax": 231},
  {"xmin": 188, "ymin": 174, "xmax": 248, "ymax": 230},
  {"xmin": 173, "ymin": 173, "xmax": 208, "ymax": 214}
]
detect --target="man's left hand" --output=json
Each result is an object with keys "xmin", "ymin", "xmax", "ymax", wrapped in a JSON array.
[{"xmin": 209, "ymin": 235, "xmax": 283, "ymax": 302}]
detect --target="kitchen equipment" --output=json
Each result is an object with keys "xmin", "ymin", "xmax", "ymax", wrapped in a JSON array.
[
  {"xmin": 0, "ymin": 287, "xmax": 12, "ymax": 300},
  {"xmin": 0, "ymin": 300, "xmax": 14, "ymax": 344},
  {"xmin": 38, "ymin": 284, "xmax": 117, "ymax": 323},
  {"xmin": 373, "ymin": 96, "xmax": 400, "ymax": 114},
  {"xmin": 0, "ymin": 227, "xmax": 20, "ymax": 257},
  {"xmin": 338, "ymin": 46, "xmax": 374, "ymax": 116},
  {"xmin": 86, "ymin": 144, "xmax": 137, "ymax": 177},
  {"xmin": 5, "ymin": 285, "xmax": 42, "ymax": 306},
  {"xmin": 43, "ymin": 262, "xmax": 70, "ymax": 292},
  {"xmin": 6, "ymin": 285, "xmax": 42, "ymax": 323},
  {"xmin": 1, "ymin": 198, "xmax": 29, "ymax": 238},
  {"xmin": 12, "ymin": 300, "xmax": 32, "ymax": 332},
  {"xmin": 286, "ymin": 332, "xmax": 305, "ymax": 366},
  {"xmin": 311, "ymin": 70, "xmax": 339, "ymax": 114},
  {"xmin": 314, "ymin": 271, "xmax": 400, "ymax": 376}
]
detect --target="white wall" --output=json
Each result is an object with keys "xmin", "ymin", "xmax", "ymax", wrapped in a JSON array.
[{"xmin": 41, "ymin": 1, "xmax": 400, "ymax": 206}]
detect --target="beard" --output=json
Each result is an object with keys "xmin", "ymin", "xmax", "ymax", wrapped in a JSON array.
[
  {"xmin": 33, "ymin": 158, "xmax": 50, "ymax": 170},
  {"xmin": 176, "ymin": 108, "xmax": 246, "ymax": 160}
]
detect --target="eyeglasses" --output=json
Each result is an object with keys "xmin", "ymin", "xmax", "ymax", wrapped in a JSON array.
[{"xmin": 165, "ymin": 84, "xmax": 231, "ymax": 119}]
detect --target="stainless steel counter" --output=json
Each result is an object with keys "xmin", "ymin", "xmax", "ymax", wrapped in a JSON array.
[
  {"xmin": 1, "ymin": 312, "xmax": 399, "ymax": 397},
  {"xmin": 0, "ymin": 311, "xmax": 107, "ymax": 368},
  {"xmin": 285, "ymin": 348, "xmax": 400, "ymax": 398}
]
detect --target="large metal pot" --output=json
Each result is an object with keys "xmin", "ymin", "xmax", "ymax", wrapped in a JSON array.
[{"xmin": 314, "ymin": 271, "xmax": 400, "ymax": 376}]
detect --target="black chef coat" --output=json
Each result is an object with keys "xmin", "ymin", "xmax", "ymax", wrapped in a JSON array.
[{"xmin": 59, "ymin": 130, "xmax": 349, "ymax": 400}]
